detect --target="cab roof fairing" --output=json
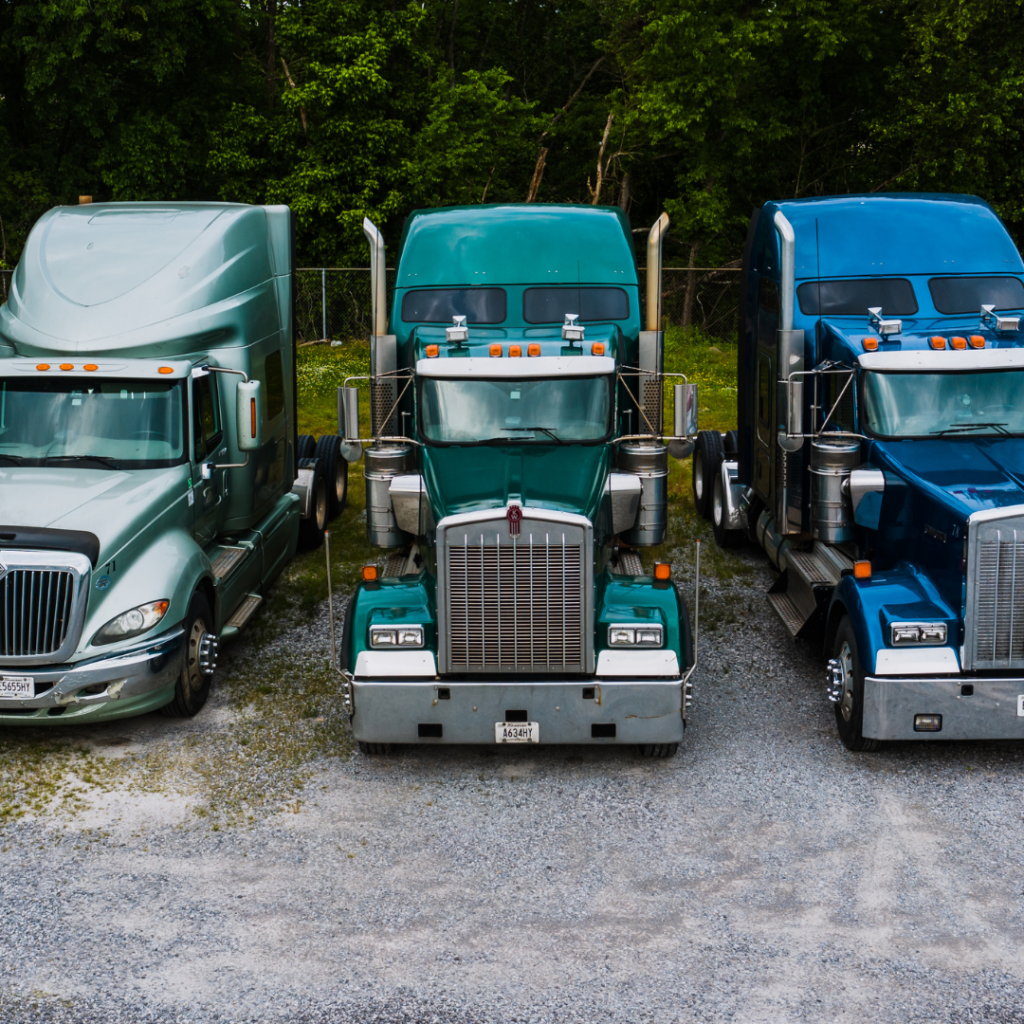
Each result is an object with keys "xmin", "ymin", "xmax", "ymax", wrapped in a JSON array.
[{"xmin": 0, "ymin": 202, "xmax": 291, "ymax": 358}]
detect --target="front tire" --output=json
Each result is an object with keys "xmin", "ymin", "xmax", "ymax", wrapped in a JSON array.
[
  {"xmin": 832, "ymin": 616, "xmax": 880, "ymax": 752},
  {"xmin": 162, "ymin": 592, "xmax": 215, "ymax": 718},
  {"xmin": 638, "ymin": 743, "xmax": 679, "ymax": 757},
  {"xmin": 359, "ymin": 742, "xmax": 395, "ymax": 755},
  {"xmin": 693, "ymin": 431, "xmax": 724, "ymax": 520}
]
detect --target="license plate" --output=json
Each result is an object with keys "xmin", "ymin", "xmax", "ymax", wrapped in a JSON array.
[
  {"xmin": 495, "ymin": 721, "xmax": 539, "ymax": 744},
  {"xmin": 0, "ymin": 675, "xmax": 34, "ymax": 699}
]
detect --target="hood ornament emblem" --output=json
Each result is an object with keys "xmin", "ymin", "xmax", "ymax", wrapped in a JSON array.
[{"xmin": 506, "ymin": 504, "xmax": 523, "ymax": 537}]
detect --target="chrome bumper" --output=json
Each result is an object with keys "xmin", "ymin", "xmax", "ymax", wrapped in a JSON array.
[
  {"xmin": 863, "ymin": 675, "xmax": 1024, "ymax": 741},
  {"xmin": 350, "ymin": 677, "xmax": 686, "ymax": 745},
  {"xmin": 0, "ymin": 628, "xmax": 184, "ymax": 720}
]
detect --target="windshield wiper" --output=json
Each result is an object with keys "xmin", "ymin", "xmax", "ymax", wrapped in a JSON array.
[
  {"xmin": 930, "ymin": 422, "xmax": 1011, "ymax": 436},
  {"xmin": 0, "ymin": 454, "xmax": 24, "ymax": 464},
  {"xmin": 495, "ymin": 425, "xmax": 566, "ymax": 445},
  {"xmin": 42, "ymin": 454, "xmax": 123, "ymax": 469}
]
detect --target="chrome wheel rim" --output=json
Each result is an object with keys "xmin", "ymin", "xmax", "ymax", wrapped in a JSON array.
[
  {"xmin": 694, "ymin": 451, "xmax": 704, "ymax": 500},
  {"xmin": 837, "ymin": 640, "xmax": 855, "ymax": 722},
  {"xmin": 712, "ymin": 472, "xmax": 724, "ymax": 526},
  {"xmin": 186, "ymin": 616, "xmax": 206, "ymax": 697}
]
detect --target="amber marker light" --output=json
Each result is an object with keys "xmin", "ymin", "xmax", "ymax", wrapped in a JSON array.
[
  {"xmin": 862, "ymin": 337, "xmax": 879, "ymax": 351},
  {"xmin": 59, "ymin": 363, "xmax": 73, "ymax": 371},
  {"xmin": 653, "ymin": 562, "xmax": 671, "ymax": 581},
  {"xmin": 951, "ymin": 336, "xmax": 967, "ymax": 349},
  {"xmin": 853, "ymin": 560, "xmax": 872, "ymax": 579},
  {"xmin": 489, "ymin": 344, "xmax": 502, "ymax": 357},
  {"xmin": 509, "ymin": 345, "xmax": 522, "ymax": 357},
  {"xmin": 36, "ymin": 364, "xmax": 50, "ymax": 371},
  {"xmin": 361, "ymin": 565, "xmax": 379, "ymax": 582},
  {"xmin": 591, "ymin": 342, "xmax": 606, "ymax": 355},
  {"xmin": 84, "ymin": 363, "xmax": 98, "ymax": 371},
  {"xmin": 930, "ymin": 336, "xmax": 947, "ymax": 350},
  {"xmin": 527, "ymin": 343, "xmax": 541, "ymax": 357},
  {"xmin": 158, "ymin": 366, "xmax": 174, "ymax": 374},
  {"xmin": 425, "ymin": 344, "xmax": 439, "ymax": 357},
  {"xmin": 970, "ymin": 335, "xmax": 986, "ymax": 349}
]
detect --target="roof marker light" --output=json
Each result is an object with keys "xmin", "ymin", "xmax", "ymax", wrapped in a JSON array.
[
  {"xmin": 970, "ymin": 335, "xmax": 986, "ymax": 349},
  {"xmin": 489, "ymin": 344, "xmax": 502, "ymax": 358},
  {"xmin": 862, "ymin": 337, "xmax": 878, "ymax": 351},
  {"xmin": 84, "ymin": 364, "xmax": 98, "ymax": 371},
  {"xmin": 930, "ymin": 336, "xmax": 946, "ymax": 350},
  {"xmin": 158, "ymin": 366, "xmax": 174, "ymax": 374},
  {"xmin": 425, "ymin": 344, "xmax": 439, "ymax": 358},
  {"xmin": 527, "ymin": 344, "xmax": 541, "ymax": 357},
  {"xmin": 59, "ymin": 363, "xmax": 73, "ymax": 371},
  {"xmin": 509, "ymin": 345, "xmax": 522, "ymax": 357},
  {"xmin": 36, "ymin": 363, "xmax": 50, "ymax": 371},
  {"xmin": 591, "ymin": 342, "xmax": 606, "ymax": 355},
  {"xmin": 951, "ymin": 336, "xmax": 967, "ymax": 349}
]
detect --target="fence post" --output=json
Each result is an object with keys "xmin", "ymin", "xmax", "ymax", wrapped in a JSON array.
[{"xmin": 321, "ymin": 269, "xmax": 327, "ymax": 341}]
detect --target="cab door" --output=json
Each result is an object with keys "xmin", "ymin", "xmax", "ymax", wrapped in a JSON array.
[{"xmin": 191, "ymin": 371, "xmax": 227, "ymax": 548}]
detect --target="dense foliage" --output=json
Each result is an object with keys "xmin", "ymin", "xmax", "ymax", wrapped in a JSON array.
[{"xmin": 0, "ymin": 0, "xmax": 1021, "ymax": 269}]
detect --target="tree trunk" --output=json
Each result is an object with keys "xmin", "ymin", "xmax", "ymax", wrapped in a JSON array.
[
  {"xmin": 589, "ymin": 110, "xmax": 615, "ymax": 205},
  {"xmin": 617, "ymin": 169, "xmax": 632, "ymax": 213},
  {"xmin": 525, "ymin": 148, "xmax": 549, "ymax": 202},
  {"xmin": 682, "ymin": 241, "xmax": 702, "ymax": 331},
  {"xmin": 265, "ymin": 0, "xmax": 278, "ymax": 109}
]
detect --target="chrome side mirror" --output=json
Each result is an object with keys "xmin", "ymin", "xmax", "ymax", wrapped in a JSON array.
[
  {"xmin": 338, "ymin": 385, "xmax": 363, "ymax": 462},
  {"xmin": 674, "ymin": 383, "xmax": 698, "ymax": 437}
]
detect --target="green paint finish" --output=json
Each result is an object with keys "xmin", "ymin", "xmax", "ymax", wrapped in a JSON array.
[
  {"xmin": 595, "ymin": 571, "xmax": 690, "ymax": 663},
  {"xmin": 421, "ymin": 444, "xmax": 611, "ymax": 524},
  {"xmin": 346, "ymin": 575, "xmax": 437, "ymax": 670}
]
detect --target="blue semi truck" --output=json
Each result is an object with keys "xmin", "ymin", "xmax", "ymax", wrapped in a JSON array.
[{"xmin": 693, "ymin": 193, "xmax": 1024, "ymax": 749}]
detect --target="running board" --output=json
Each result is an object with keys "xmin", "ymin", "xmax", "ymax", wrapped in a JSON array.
[
  {"xmin": 768, "ymin": 542, "xmax": 853, "ymax": 638},
  {"xmin": 222, "ymin": 593, "xmax": 263, "ymax": 637}
]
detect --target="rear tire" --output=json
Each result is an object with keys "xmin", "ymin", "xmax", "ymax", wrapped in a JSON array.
[
  {"xmin": 296, "ymin": 434, "xmax": 316, "ymax": 461},
  {"xmin": 314, "ymin": 433, "xmax": 348, "ymax": 521},
  {"xmin": 162, "ymin": 592, "xmax": 214, "ymax": 718},
  {"xmin": 359, "ymin": 741, "xmax": 395, "ymax": 755},
  {"xmin": 832, "ymin": 616, "xmax": 881, "ymax": 752},
  {"xmin": 297, "ymin": 456, "xmax": 328, "ymax": 549},
  {"xmin": 723, "ymin": 429, "xmax": 739, "ymax": 458},
  {"xmin": 692, "ymin": 431, "xmax": 724, "ymax": 520},
  {"xmin": 711, "ymin": 466, "xmax": 743, "ymax": 548},
  {"xmin": 638, "ymin": 743, "xmax": 679, "ymax": 758}
]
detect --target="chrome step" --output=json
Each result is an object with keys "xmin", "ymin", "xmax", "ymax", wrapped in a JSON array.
[
  {"xmin": 613, "ymin": 551, "xmax": 644, "ymax": 576},
  {"xmin": 225, "ymin": 593, "xmax": 262, "ymax": 631},
  {"xmin": 210, "ymin": 546, "xmax": 247, "ymax": 580},
  {"xmin": 767, "ymin": 590, "xmax": 805, "ymax": 638}
]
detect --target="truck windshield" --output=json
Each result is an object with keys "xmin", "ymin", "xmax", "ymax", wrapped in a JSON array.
[
  {"xmin": 420, "ymin": 376, "xmax": 612, "ymax": 444},
  {"xmin": 862, "ymin": 369, "xmax": 1024, "ymax": 438},
  {"xmin": 0, "ymin": 378, "xmax": 186, "ymax": 468}
]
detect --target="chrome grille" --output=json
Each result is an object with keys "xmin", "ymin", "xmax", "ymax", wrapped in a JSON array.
[
  {"xmin": 965, "ymin": 512, "xmax": 1024, "ymax": 670},
  {"xmin": 438, "ymin": 510, "xmax": 592, "ymax": 674},
  {"xmin": 0, "ymin": 569, "xmax": 76, "ymax": 657}
]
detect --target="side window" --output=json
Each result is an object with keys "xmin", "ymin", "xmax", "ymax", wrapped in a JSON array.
[
  {"xmin": 757, "ymin": 358, "xmax": 772, "ymax": 430},
  {"xmin": 825, "ymin": 371, "xmax": 855, "ymax": 433},
  {"xmin": 264, "ymin": 350, "xmax": 285, "ymax": 422},
  {"xmin": 759, "ymin": 277, "xmax": 779, "ymax": 314},
  {"xmin": 192, "ymin": 374, "xmax": 222, "ymax": 461}
]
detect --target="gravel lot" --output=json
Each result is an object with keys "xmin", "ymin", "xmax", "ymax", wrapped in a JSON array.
[{"xmin": 2, "ymin": 551, "xmax": 1023, "ymax": 1024}]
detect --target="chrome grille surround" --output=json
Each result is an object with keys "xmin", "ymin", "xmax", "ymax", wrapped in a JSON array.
[
  {"xmin": 0, "ymin": 550, "xmax": 92, "ymax": 666},
  {"xmin": 964, "ymin": 506, "xmax": 1024, "ymax": 670},
  {"xmin": 437, "ymin": 508, "xmax": 593, "ymax": 674}
]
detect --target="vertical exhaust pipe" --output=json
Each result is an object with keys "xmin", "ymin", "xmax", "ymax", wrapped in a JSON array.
[
  {"xmin": 362, "ymin": 217, "xmax": 387, "ymax": 337},
  {"xmin": 646, "ymin": 212, "xmax": 670, "ymax": 332}
]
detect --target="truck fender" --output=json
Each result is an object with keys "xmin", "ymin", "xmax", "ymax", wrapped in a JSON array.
[{"xmin": 824, "ymin": 576, "xmax": 876, "ymax": 669}]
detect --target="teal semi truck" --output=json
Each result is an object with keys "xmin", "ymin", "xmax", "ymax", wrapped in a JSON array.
[
  {"xmin": 0, "ymin": 201, "xmax": 343, "ymax": 724},
  {"xmin": 339, "ymin": 204, "xmax": 698, "ymax": 756}
]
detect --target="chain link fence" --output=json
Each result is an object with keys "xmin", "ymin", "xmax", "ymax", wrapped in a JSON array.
[{"xmin": 0, "ymin": 266, "xmax": 741, "ymax": 343}]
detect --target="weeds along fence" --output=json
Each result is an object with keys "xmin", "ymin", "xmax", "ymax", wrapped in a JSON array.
[{"xmin": 0, "ymin": 266, "xmax": 742, "ymax": 344}]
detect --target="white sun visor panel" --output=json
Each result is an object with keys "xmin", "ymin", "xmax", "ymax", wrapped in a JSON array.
[
  {"xmin": 858, "ymin": 349, "xmax": 1024, "ymax": 371},
  {"xmin": 416, "ymin": 356, "xmax": 615, "ymax": 379},
  {"xmin": 0, "ymin": 358, "xmax": 194, "ymax": 379}
]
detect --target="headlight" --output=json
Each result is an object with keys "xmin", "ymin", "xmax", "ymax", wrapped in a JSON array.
[
  {"xmin": 607, "ymin": 623, "xmax": 663, "ymax": 648},
  {"xmin": 890, "ymin": 622, "xmax": 947, "ymax": 646},
  {"xmin": 370, "ymin": 624, "xmax": 424, "ymax": 648},
  {"xmin": 93, "ymin": 600, "xmax": 170, "ymax": 646}
]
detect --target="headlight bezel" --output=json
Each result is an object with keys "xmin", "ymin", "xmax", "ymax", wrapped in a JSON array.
[
  {"xmin": 369, "ymin": 624, "xmax": 425, "ymax": 649},
  {"xmin": 92, "ymin": 599, "xmax": 170, "ymax": 647},
  {"xmin": 607, "ymin": 622, "xmax": 663, "ymax": 648},
  {"xmin": 890, "ymin": 621, "xmax": 947, "ymax": 646}
]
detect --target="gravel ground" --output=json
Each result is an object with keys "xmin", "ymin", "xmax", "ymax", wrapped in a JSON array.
[{"xmin": 2, "ymin": 554, "xmax": 1023, "ymax": 1024}]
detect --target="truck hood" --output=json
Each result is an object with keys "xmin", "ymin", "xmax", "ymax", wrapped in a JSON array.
[
  {"xmin": 874, "ymin": 438, "xmax": 1024, "ymax": 516},
  {"xmin": 0, "ymin": 465, "xmax": 190, "ymax": 563},
  {"xmin": 421, "ymin": 445, "xmax": 610, "ymax": 522}
]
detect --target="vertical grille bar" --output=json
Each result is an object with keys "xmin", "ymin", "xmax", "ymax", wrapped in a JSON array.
[
  {"xmin": 0, "ymin": 568, "xmax": 77, "ymax": 658},
  {"xmin": 969, "ymin": 519, "xmax": 1024, "ymax": 669}
]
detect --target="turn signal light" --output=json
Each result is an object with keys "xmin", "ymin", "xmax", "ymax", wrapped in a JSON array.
[
  {"xmin": 36, "ymin": 364, "xmax": 50, "ymax": 371},
  {"xmin": 591, "ymin": 342, "xmax": 606, "ymax": 355},
  {"xmin": 853, "ymin": 560, "xmax": 872, "ymax": 579},
  {"xmin": 489, "ymin": 344, "xmax": 502, "ymax": 357},
  {"xmin": 862, "ymin": 337, "xmax": 878, "ymax": 351},
  {"xmin": 930, "ymin": 336, "xmax": 946, "ymax": 350},
  {"xmin": 361, "ymin": 565, "xmax": 379, "ymax": 582},
  {"xmin": 84, "ymin": 363, "xmax": 98, "ymax": 371},
  {"xmin": 528, "ymin": 344, "xmax": 541, "ymax": 357},
  {"xmin": 425, "ymin": 344, "xmax": 439, "ymax": 358},
  {"xmin": 509, "ymin": 345, "xmax": 522, "ymax": 357},
  {"xmin": 158, "ymin": 366, "xmax": 174, "ymax": 374},
  {"xmin": 970, "ymin": 335, "xmax": 986, "ymax": 348},
  {"xmin": 950, "ymin": 336, "xmax": 967, "ymax": 349},
  {"xmin": 653, "ymin": 562, "xmax": 671, "ymax": 581}
]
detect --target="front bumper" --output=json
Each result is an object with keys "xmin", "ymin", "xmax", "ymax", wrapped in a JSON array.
[
  {"xmin": 0, "ymin": 627, "xmax": 184, "ymax": 725},
  {"xmin": 350, "ymin": 677, "xmax": 686, "ymax": 745},
  {"xmin": 863, "ymin": 675, "xmax": 1024, "ymax": 741}
]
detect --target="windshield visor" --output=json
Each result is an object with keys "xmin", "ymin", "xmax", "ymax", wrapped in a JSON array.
[
  {"xmin": 420, "ymin": 375, "xmax": 612, "ymax": 444},
  {"xmin": 0, "ymin": 378, "xmax": 186, "ymax": 467},
  {"xmin": 862, "ymin": 369, "xmax": 1024, "ymax": 438},
  {"xmin": 797, "ymin": 278, "xmax": 918, "ymax": 316}
]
